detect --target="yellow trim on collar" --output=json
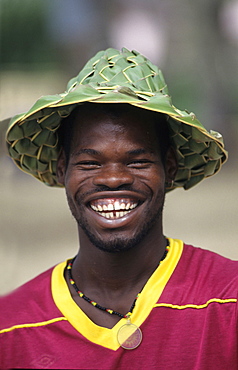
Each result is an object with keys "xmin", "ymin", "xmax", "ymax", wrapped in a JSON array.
[{"xmin": 51, "ymin": 238, "xmax": 183, "ymax": 350}]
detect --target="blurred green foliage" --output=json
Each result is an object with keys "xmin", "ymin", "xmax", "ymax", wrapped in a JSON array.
[{"xmin": 0, "ymin": 0, "xmax": 56, "ymax": 68}]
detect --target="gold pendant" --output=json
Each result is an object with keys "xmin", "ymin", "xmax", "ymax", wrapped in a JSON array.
[{"xmin": 117, "ymin": 319, "xmax": 142, "ymax": 350}]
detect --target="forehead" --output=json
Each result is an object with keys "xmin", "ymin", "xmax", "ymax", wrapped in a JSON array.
[{"xmin": 70, "ymin": 104, "xmax": 160, "ymax": 151}]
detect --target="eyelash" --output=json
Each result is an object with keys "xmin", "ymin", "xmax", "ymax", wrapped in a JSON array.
[
  {"xmin": 75, "ymin": 161, "xmax": 100, "ymax": 169},
  {"xmin": 75, "ymin": 160, "xmax": 153, "ymax": 170},
  {"xmin": 127, "ymin": 160, "xmax": 153, "ymax": 168}
]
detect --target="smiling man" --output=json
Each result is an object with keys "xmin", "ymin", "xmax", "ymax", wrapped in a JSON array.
[{"xmin": 1, "ymin": 48, "xmax": 237, "ymax": 369}]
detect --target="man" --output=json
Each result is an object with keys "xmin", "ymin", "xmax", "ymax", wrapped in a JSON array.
[{"xmin": 1, "ymin": 48, "xmax": 237, "ymax": 369}]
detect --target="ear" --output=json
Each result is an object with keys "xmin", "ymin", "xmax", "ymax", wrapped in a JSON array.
[
  {"xmin": 56, "ymin": 149, "xmax": 67, "ymax": 186},
  {"xmin": 165, "ymin": 146, "xmax": 178, "ymax": 185}
]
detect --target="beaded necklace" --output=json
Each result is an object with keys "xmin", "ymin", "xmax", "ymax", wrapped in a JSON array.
[{"xmin": 67, "ymin": 243, "xmax": 170, "ymax": 349}]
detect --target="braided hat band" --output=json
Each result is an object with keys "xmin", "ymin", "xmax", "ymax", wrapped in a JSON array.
[{"xmin": 6, "ymin": 47, "xmax": 227, "ymax": 191}]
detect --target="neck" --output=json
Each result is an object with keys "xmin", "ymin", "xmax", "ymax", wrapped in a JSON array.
[
  {"xmin": 72, "ymin": 227, "xmax": 167, "ymax": 294},
  {"xmin": 65, "ymin": 224, "xmax": 168, "ymax": 328}
]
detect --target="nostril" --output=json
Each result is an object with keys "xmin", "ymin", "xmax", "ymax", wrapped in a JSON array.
[
  {"xmin": 92, "ymin": 168, "xmax": 134, "ymax": 188},
  {"xmin": 94, "ymin": 178, "xmax": 134, "ymax": 189}
]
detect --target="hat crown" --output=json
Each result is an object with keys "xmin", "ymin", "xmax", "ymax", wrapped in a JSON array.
[{"xmin": 67, "ymin": 48, "xmax": 169, "ymax": 96}]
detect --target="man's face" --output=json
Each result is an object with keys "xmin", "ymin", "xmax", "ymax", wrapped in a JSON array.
[{"xmin": 58, "ymin": 106, "xmax": 174, "ymax": 253}]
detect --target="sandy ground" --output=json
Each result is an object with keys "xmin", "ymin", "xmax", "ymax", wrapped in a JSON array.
[{"xmin": 1, "ymin": 155, "xmax": 237, "ymax": 295}]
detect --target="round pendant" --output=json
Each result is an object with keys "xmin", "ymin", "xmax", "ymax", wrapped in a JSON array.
[{"xmin": 117, "ymin": 322, "xmax": 142, "ymax": 350}]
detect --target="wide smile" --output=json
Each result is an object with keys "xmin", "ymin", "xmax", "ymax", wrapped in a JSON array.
[{"xmin": 89, "ymin": 198, "xmax": 140, "ymax": 220}]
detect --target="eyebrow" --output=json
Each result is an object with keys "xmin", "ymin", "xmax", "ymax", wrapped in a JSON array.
[
  {"xmin": 126, "ymin": 149, "xmax": 150, "ymax": 155},
  {"xmin": 72, "ymin": 148, "xmax": 153, "ymax": 157},
  {"xmin": 72, "ymin": 149, "xmax": 100, "ymax": 157}
]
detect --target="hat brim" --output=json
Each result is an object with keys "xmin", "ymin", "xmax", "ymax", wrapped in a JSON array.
[{"xmin": 6, "ymin": 85, "xmax": 227, "ymax": 191}]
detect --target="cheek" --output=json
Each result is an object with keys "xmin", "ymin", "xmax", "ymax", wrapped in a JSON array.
[
  {"xmin": 140, "ymin": 168, "xmax": 166, "ymax": 192},
  {"xmin": 65, "ymin": 168, "xmax": 91, "ymax": 191}
]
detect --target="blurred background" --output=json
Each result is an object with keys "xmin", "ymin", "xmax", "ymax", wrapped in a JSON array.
[{"xmin": 0, "ymin": 0, "xmax": 237, "ymax": 295}]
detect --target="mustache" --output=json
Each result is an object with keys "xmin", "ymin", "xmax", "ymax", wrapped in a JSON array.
[{"xmin": 75, "ymin": 185, "xmax": 147, "ymax": 202}]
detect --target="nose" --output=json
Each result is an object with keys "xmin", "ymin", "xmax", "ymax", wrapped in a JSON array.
[{"xmin": 92, "ymin": 164, "xmax": 134, "ymax": 189}]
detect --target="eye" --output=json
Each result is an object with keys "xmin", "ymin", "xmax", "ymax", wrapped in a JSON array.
[
  {"xmin": 75, "ymin": 161, "xmax": 101, "ymax": 170},
  {"xmin": 127, "ymin": 160, "xmax": 153, "ymax": 169}
]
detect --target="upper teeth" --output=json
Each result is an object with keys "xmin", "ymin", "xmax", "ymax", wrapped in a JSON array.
[{"xmin": 90, "ymin": 201, "xmax": 137, "ymax": 213}]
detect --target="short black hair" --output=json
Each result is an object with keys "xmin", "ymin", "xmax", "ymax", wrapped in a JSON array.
[{"xmin": 58, "ymin": 103, "xmax": 171, "ymax": 166}]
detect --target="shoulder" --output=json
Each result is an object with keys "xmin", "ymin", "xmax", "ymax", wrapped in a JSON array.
[
  {"xmin": 183, "ymin": 243, "xmax": 238, "ymax": 274},
  {"xmin": 178, "ymin": 243, "xmax": 238, "ymax": 295},
  {"xmin": 0, "ymin": 265, "xmax": 58, "ymax": 331}
]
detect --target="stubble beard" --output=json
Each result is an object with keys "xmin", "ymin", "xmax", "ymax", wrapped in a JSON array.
[{"xmin": 66, "ymin": 191, "xmax": 165, "ymax": 254}]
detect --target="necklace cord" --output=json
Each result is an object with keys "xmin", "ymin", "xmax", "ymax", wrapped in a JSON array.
[{"xmin": 67, "ymin": 241, "xmax": 170, "ymax": 319}]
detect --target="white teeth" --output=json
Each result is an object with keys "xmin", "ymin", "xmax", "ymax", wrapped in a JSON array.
[
  {"xmin": 102, "ymin": 210, "xmax": 129, "ymax": 219},
  {"xmin": 93, "ymin": 209, "xmax": 137, "ymax": 220},
  {"xmin": 130, "ymin": 203, "xmax": 137, "ymax": 210},
  {"xmin": 90, "ymin": 200, "xmax": 139, "ymax": 216},
  {"xmin": 114, "ymin": 201, "xmax": 120, "ymax": 210}
]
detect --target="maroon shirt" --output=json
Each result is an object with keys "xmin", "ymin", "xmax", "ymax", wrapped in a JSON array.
[{"xmin": 1, "ymin": 239, "xmax": 238, "ymax": 369}]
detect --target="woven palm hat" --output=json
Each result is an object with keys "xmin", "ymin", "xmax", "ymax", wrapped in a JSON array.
[{"xmin": 6, "ymin": 47, "xmax": 227, "ymax": 191}]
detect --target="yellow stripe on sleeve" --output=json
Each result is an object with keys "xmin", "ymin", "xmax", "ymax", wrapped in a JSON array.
[
  {"xmin": 0, "ymin": 317, "xmax": 68, "ymax": 334},
  {"xmin": 154, "ymin": 298, "xmax": 237, "ymax": 310}
]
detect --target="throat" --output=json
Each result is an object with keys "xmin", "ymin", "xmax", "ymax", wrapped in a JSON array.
[
  {"xmin": 65, "ymin": 241, "xmax": 170, "ymax": 328},
  {"xmin": 65, "ymin": 264, "xmax": 139, "ymax": 328}
]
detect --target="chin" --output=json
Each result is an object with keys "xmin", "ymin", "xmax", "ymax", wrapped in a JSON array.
[
  {"xmin": 67, "ymin": 190, "xmax": 164, "ymax": 253},
  {"xmin": 79, "ymin": 210, "xmax": 162, "ymax": 254},
  {"xmin": 83, "ymin": 234, "xmax": 140, "ymax": 253}
]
